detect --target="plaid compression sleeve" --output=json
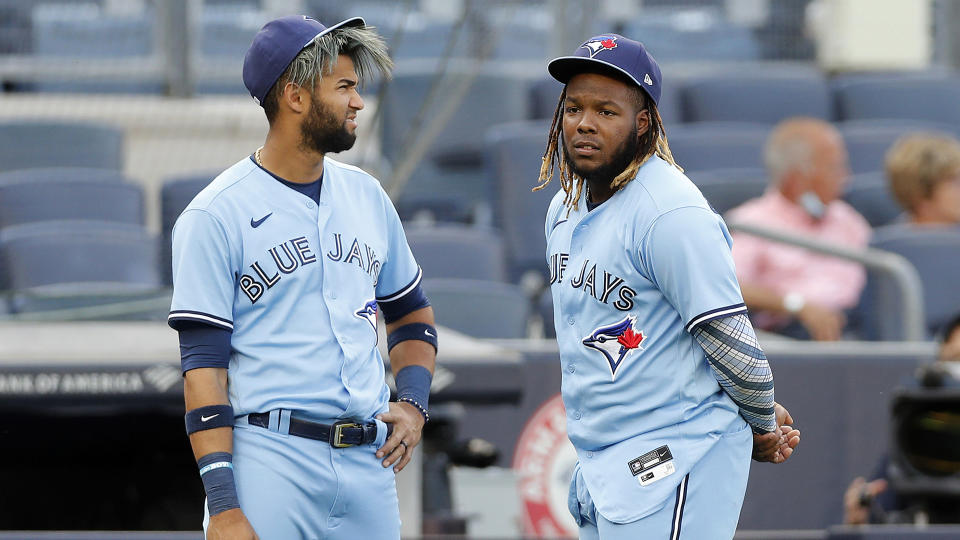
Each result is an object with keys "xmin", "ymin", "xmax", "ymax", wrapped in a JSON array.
[{"xmin": 692, "ymin": 313, "xmax": 777, "ymax": 433}]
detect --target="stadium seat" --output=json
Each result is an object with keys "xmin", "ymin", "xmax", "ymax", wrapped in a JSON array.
[
  {"xmin": 31, "ymin": 4, "xmax": 160, "ymax": 93},
  {"xmin": 538, "ymin": 287, "xmax": 556, "ymax": 339},
  {"xmin": 0, "ymin": 121, "xmax": 124, "ymax": 172},
  {"xmin": 0, "ymin": 221, "xmax": 164, "ymax": 316},
  {"xmin": 833, "ymin": 73, "xmax": 960, "ymax": 126},
  {"xmin": 405, "ymin": 225, "xmax": 508, "ymax": 282},
  {"xmin": 160, "ymin": 174, "xmax": 216, "ymax": 284},
  {"xmin": 622, "ymin": 10, "xmax": 761, "ymax": 62},
  {"xmin": 843, "ymin": 183, "xmax": 904, "ymax": 228},
  {"xmin": 687, "ymin": 168, "xmax": 768, "ymax": 215},
  {"xmin": 485, "ymin": 120, "xmax": 555, "ymax": 281},
  {"xmin": 666, "ymin": 122, "xmax": 770, "ymax": 172},
  {"xmin": 838, "ymin": 119, "xmax": 958, "ymax": 174},
  {"xmin": 422, "ymin": 278, "xmax": 531, "ymax": 339},
  {"xmin": 380, "ymin": 67, "xmax": 532, "ymax": 164},
  {"xmin": 0, "ymin": 167, "xmax": 128, "ymax": 186},
  {"xmin": 0, "ymin": 177, "xmax": 144, "ymax": 229},
  {"xmin": 681, "ymin": 70, "xmax": 832, "ymax": 124},
  {"xmin": 858, "ymin": 226, "xmax": 960, "ymax": 339},
  {"xmin": 380, "ymin": 67, "xmax": 532, "ymax": 222}
]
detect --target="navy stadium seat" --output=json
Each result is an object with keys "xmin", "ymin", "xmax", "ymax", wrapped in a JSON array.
[
  {"xmin": 0, "ymin": 221, "xmax": 163, "ymax": 316},
  {"xmin": 0, "ymin": 177, "xmax": 143, "ymax": 229},
  {"xmin": 405, "ymin": 225, "xmax": 508, "ymax": 282},
  {"xmin": 838, "ymin": 119, "xmax": 958, "ymax": 174},
  {"xmin": 380, "ymin": 67, "xmax": 531, "ymax": 222},
  {"xmin": 0, "ymin": 121, "xmax": 124, "ymax": 172},
  {"xmin": 866, "ymin": 226, "xmax": 960, "ymax": 338},
  {"xmin": 666, "ymin": 122, "xmax": 769, "ymax": 172},
  {"xmin": 380, "ymin": 67, "xmax": 532, "ymax": 164},
  {"xmin": 422, "ymin": 278, "xmax": 531, "ymax": 339},
  {"xmin": 687, "ymin": 168, "xmax": 768, "ymax": 215},
  {"xmin": 842, "ymin": 183, "xmax": 903, "ymax": 228},
  {"xmin": 538, "ymin": 287, "xmax": 556, "ymax": 339},
  {"xmin": 0, "ymin": 167, "xmax": 128, "ymax": 186},
  {"xmin": 621, "ymin": 11, "xmax": 761, "ymax": 62},
  {"xmin": 833, "ymin": 73, "xmax": 960, "ymax": 126},
  {"xmin": 681, "ymin": 71, "xmax": 831, "ymax": 124},
  {"xmin": 485, "ymin": 120, "xmax": 554, "ymax": 281},
  {"xmin": 161, "ymin": 174, "xmax": 216, "ymax": 284}
]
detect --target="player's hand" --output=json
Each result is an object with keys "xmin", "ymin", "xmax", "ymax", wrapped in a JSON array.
[
  {"xmin": 843, "ymin": 476, "xmax": 887, "ymax": 525},
  {"xmin": 376, "ymin": 401, "xmax": 425, "ymax": 473},
  {"xmin": 752, "ymin": 402, "xmax": 800, "ymax": 463},
  {"xmin": 796, "ymin": 303, "xmax": 845, "ymax": 341},
  {"xmin": 207, "ymin": 508, "xmax": 259, "ymax": 540}
]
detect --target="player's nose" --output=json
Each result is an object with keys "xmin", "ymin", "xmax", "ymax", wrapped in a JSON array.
[
  {"xmin": 350, "ymin": 92, "xmax": 364, "ymax": 111},
  {"xmin": 576, "ymin": 116, "xmax": 597, "ymax": 133}
]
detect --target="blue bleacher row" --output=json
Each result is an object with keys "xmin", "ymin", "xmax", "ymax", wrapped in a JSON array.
[{"xmin": 2, "ymin": 69, "xmax": 960, "ymax": 340}]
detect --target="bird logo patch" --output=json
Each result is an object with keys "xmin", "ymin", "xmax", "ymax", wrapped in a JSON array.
[
  {"xmin": 582, "ymin": 316, "xmax": 645, "ymax": 378},
  {"xmin": 580, "ymin": 36, "xmax": 618, "ymax": 58},
  {"xmin": 355, "ymin": 299, "xmax": 378, "ymax": 340}
]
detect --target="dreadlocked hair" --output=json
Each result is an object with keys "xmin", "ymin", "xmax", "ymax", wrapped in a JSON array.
[{"xmin": 533, "ymin": 86, "xmax": 683, "ymax": 212}]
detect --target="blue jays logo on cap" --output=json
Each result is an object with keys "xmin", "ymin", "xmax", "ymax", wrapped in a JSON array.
[
  {"xmin": 580, "ymin": 36, "xmax": 618, "ymax": 58},
  {"xmin": 547, "ymin": 33, "xmax": 663, "ymax": 106},
  {"xmin": 582, "ymin": 316, "xmax": 646, "ymax": 379}
]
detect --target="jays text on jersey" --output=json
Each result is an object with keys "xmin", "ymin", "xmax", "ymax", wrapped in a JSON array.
[
  {"xmin": 169, "ymin": 155, "xmax": 421, "ymax": 422},
  {"xmin": 545, "ymin": 155, "xmax": 750, "ymax": 523}
]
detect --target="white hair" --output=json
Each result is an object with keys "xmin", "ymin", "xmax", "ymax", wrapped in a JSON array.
[{"xmin": 764, "ymin": 131, "xmax": 815, "ymax": 185}]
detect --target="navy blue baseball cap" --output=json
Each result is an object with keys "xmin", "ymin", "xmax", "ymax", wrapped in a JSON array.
[
  {"xmin": 548, "ymin": 34, "xmax": 662, "ymax": 105},
  {"xmin": 242, "ymin": 15, "xmax": 366, "ymax": 106}
]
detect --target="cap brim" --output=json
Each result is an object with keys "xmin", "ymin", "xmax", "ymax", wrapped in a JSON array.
[
  {"xmin": 314, "ymin": 16, "xmax": 366, "ymax": 41},
  {"xmin": 548, "ymin": 56, "xmax": 642, "ymax": 89}
]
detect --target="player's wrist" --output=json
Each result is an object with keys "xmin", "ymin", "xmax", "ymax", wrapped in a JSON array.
[
  {"xmin": 198, "ymin": 452, "xmax": 240, "ymax": 516},
  {"xmin": 395, "ymin": 365, "xmax": 432, "ymax": 422}
]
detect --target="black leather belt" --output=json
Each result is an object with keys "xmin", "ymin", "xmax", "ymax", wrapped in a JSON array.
[{"xmin": 247, "ymin": 412, "xmax": 383, "ymax": 448}]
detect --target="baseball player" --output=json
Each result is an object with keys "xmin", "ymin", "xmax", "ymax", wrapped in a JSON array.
[
  {"xmin": 168, "ymin": 16, "xmax": 436, "ymax": 539},
  {"xmin": 536, "ymin": 35, "xmax": 801, "ymax": 539}
]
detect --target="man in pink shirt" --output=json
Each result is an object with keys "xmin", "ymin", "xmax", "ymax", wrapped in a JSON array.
[{"xmin": 728, "ymin": 117, "xmax": 871, "ymax": 341}]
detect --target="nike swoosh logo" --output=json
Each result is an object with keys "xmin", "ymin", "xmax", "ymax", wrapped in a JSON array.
[
  {"xmin": 551, "ymin": 218, "xmax": 568, "ymax": 232},
  {"xmin": 201, "ymin": 414, "xmax": 219, "ymax": 422},
  {"xmin": 250, "ymin": 213, "xmax": 272, "ymax": 228},
  {"xmin": 425, "ymin": 330, "xmax": 435, "ymax": 338}
]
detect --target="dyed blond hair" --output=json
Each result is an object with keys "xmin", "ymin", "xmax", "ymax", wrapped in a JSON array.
[
  {"xmin": 533, "ymin": 84, "xmax": 681, "ymax": 211},
  {"xmin": 885, "ymin": 133, "xmax": 960, "ymax": 213},
  {"xmin": 263, "ymin": 25, "xmax": 392, "ymax": 123}
]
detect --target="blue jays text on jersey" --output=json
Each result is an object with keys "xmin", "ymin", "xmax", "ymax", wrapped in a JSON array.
[
  {"xmin": 169, "ymin": 156, "xmax": 422, "ymax": 423},
  {"xmin": 544, "ymin": 156, "xmax": 750, "ymax": 524}
]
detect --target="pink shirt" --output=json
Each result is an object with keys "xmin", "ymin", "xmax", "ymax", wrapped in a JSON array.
[{"xmin": 728, "ymin": 190, "xmax": 871, "ymax": 328}]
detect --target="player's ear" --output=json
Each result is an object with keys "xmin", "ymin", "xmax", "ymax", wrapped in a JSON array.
[
  {"xmin": 636, "ymin": 108, "xmax": 650, "ymax": 138},
  {"xmin": 282, "ymin": 82, "xmax": 308, "ymax": 114}
]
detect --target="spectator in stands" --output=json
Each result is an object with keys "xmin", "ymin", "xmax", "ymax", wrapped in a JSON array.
[
  {"xmin": 885, "ymin": 133, "xmax": 960, "ymax": 227},
  {"xmin": 842, "ymin": 312, "xmax": 960, "ymax": 525},
  {"xmin": 728, "ymin": 117, "xmax": 871, "ymax": 341}
]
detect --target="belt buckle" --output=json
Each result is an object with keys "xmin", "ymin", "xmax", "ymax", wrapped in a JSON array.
[{"xmin": 331, "ymin": 421, "xmax": 362, "ymax": 448}]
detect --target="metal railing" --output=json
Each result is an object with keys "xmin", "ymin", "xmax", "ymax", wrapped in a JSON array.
[{"xmin": 728, "ymin": 222, "xmax": 926, "ymax": 342}]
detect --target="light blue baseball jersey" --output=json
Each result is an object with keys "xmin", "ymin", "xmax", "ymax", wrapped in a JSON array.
[
  {"xmin": 545, "ymin": 156, "xmax": 750, "ymax": 523},
  {"xmin": 169, "ymin": 156, "xmax": 421, "ymax": 422}
]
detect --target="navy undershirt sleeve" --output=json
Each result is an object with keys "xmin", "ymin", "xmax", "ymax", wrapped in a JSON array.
[
  {"xmin": 178, "ymin": 322, "xmax": 232, "ymax": 374},
  {"xmin": 379, "ymin": 281, "xmax": 431, "ymax": 324}
]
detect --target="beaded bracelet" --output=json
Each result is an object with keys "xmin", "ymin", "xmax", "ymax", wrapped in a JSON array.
[{"xmin": 398, "ymin": 396, "xmax": 430, "ymax": 423}]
